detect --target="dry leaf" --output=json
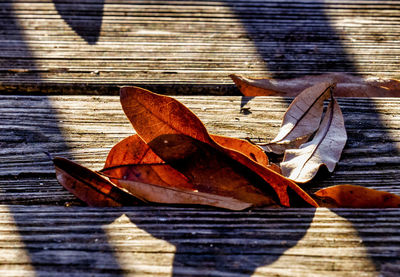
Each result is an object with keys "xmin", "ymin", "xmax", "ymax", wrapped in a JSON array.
[
  {"xmin": 211, "ymin": 134, "xmax": 269, "ymax": 166},
  {"xmin": 107, "ymin": 97, "xmax": 276, "ymax": 206},
  {"xmin": 263, "ymin": 82, "xmax": 334, "ymax": 154},
  {"xmin": 101, "ymin": 136, "xmax": 254, "ymax": 210},
  {"xmin": 104, "ymin": 134, "xmax": 164, "ymax": 168},
  {"xmin": 102, "ymin": 107, "xmax": 275, "ymax": 206},
  {"xmin": 146, "ymin": 133, "xmax": 280, "ymax": 206},
  {"xmin": 56, "ymin": 155, "xmax": 251, "ymax": 210},
  {"xmin": 231, "ymin": 73, "xmax": 400, "ymax": 97},
  {"xmin": 266, "ymin": 163, "xmax": 282, "ymax": 174},
  {"xmin": 102, "ymin": 134, "xmax": 195, "ymax": 190},
  {"xmin": 120, "ymin": 86, "xmax": 318, "ymax": 207},
  {"xmin": 280, "ymin": 95, "xmax": 347, "ymax": 183},
  {"xmin": 110, "ymin": 178, "xmax": 252, "ymax": 211},
  {"xmin": 315, "ymin": 185, "xmax": 400, "ymax": 208},
  {"xmin": 101, "ymin": 164, "xmax": 195, "ymax": 190},
  {"xmin": 54, "ymin": 157, "xmax": 138, "ymax": 206}
]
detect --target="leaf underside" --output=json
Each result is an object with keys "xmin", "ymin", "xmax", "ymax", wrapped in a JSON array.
[
  {"xmin": 263, "ymin": 82, "xmax": 333, "ymax": 154},
  {"xmin": 280, "ymin": 96, "xmax": 347, "ymax": 183},
  {"xmin": 109, "ymin": 177, "xmax": 253, "ymax": 211}
]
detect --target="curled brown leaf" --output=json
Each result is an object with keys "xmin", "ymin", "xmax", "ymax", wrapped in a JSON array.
[
  {"xmin": 280, "ymin": 95, "xmax": 347, "ymax": 183},
  {"xmin": 211, "ymin": 134, "xmax": 269, "ymax": 166},
  {"xmin": 104, "ymin": 134, "xmax": 164, "ymax": 168},
  {"xmin": 315, "ymin": 185, "xmax": 400, "ymax": 208},
  {"xmin": 263, "ymin": 82, "xmax": 334, "ymax": 154},
  {"xmin": 231, "ymin": 73, "xmax": 400, "ymax": 97},
  {"xmin": 108, "ymin": 178, "xmax": 253, "ymax": 211},
  {"xmin": 120, "ymin": 86, "xmax": 318, "ymax": 207},
  {"xmin": 54, "ymin": 157, "xmax": 139, "ymax": 206}
]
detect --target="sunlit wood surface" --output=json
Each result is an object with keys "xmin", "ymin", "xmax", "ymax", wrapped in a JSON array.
[
  {"xmin": 1, "ymin": 1, "xmax": 400, "ymax": 276},
  {"xmin": 0, "ymin": 0, "xmax": 400, "ymax": 94},
  {"xmin": 1, "ymin": 95, "xmax": 400, "ymax": 276},
  {"xmin": 1, "ymin": 205, "xmax": 398, "ymax": 277}
]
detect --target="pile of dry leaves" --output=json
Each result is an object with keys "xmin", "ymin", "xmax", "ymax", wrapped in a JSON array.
[{"xmin": 54, "ymin": 74, "xmax": 400, "ymax": 210}]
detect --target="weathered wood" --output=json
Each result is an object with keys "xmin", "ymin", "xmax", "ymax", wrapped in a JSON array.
[
  {"xmin": 1, "ymin": 1, "xmax": 400, "ymax": 276},
  {"xmin": 1, "ymin": 95, "xmax": 399, "ymax": 204},
  {"xmin": 0, "ymin": 205, "xmax": 399, "ymax": 276},
  {"xmin": 1, "ymin": 0, "xmax": 400, "ymax": 94}
]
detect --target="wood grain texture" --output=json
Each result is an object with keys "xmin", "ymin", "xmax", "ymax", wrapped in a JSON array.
[
  {"xmin": 0, "ymin": 95, "xmax": 399, "ymax": 202},
  {"xmin": 1, "ymin": 0, "xmax": 400, "ymax": 94},
  {"xmin": 1, "ymin": 1, "xmax": 400, "ymax": 275},
  {"xmin": 0, "ymin": 205, "xmax": 399, "ymax": 276},
  {"xmin": 0, "ymin": 95, "xmax": 399, "ymax": 276}
]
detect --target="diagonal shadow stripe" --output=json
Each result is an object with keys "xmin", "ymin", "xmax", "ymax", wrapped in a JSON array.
[
  {"xmin": 0, "ymin": 2, "xmax": 123, "ymax": 276},
  {"xmin": 1, "ymin": 0, "xmax": 399, "ymax": 275},
  {"xmin": 53, "ymin": 0, "xmax": 105, "ymax": 45},
  {"xmin": 224, "ymin": 0, "xmax": 357, "ymax": 78}
]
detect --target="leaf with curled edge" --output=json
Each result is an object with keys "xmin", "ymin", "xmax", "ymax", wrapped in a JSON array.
[
  {"xmin": 120, "ymin": 86, "xmax": 318, "ymax": 207},
  {"xmin": 230, "ymin": 73, "xmax": 400, "ymax": 97},
  {"xmin": 210, "ymin": 134, "xmax": 269, "ymax": 167},
  {"xmin": 262, "ymin": 82, "xmax": 334, "ymax": 154},
  {"xmin": 100, "ymin": 134, "xmax": 253, "ymax": 210},
  {"xmin": 102, "ymin": 134, "xmax": 268, "ymax": 190},
  {"xmin": 315, "ymin": 185, "xmax": 400, "ymax": 208},
  {"xmin": 145, "ymin": 133, "xmax": 279, "ymax": 207},
  {"xmin": 214, "ymin": 134, "xmax": 278, "ymax": 172},
  {"xmin": 53, "ymin": 157, "xmax": 139, "ymax": 206},
  {"xmin": 101, "ymin": 135, "xmax": 195, "ymax": 190},
  {"xmin": 55, "ymin": 150, "xmax": 252, "ymax": 210},
  {"xmin": 104, "ymin": 134, "xmax": 164, "ymax": 168},
  {"xmin": 280, "ymin": 95, "xmax": 347, "ymax": 183},
  {"xmin": 103, "ymin": 176, "xmax": 253, "ymax": 211}
]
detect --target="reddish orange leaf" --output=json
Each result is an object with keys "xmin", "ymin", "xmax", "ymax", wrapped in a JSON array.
[
  {"xmin": 101, "ymin": 164, "xmax": 195, "ymax": 191},
  {"xmin": 102, "ymin": 134, "xmax": 195, "ymax": 190},
  {"xmin": 103, "ymin": 134, "xmax": 267, "ymax": 182},
  {"xmin": 231, "ymin": 73, "xmax": 400, "ymax": 97},
  {"xmin": 120, "ymin": 86, "xmax": 318, "ymax": 207},
  {"xmin": 104, "ymin": 134, "xmax": 164, "ymax": 168},
  {"xmin": 266, "ymin": 163, "xmax": 282, "ymax": 174},
  {"xmin": 315, "ymin": 185, "xmax": 400, "ymax": 208},
  {"xmin": 53, "ymin": 157, "xmax": 138, "ymax": 206},
  {"xmin": 146, "ymin": 133, "xmax": 278, "ymax": 206},
  {"xmin": 101, "ymin": 134, "xmax": 254, "ymax": 209},
  {"xmin": 210, "ymin": 134, "xmax": 269, "ymax": 167}
]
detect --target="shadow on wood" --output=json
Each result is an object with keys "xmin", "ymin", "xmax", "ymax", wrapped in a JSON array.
[
  {"xmin": 1, "ymin": 1, "xmax": 400, "ymax": 275},
  {"xmin": 0, "ymin": 2, "xmax": 123, "ymax": 276},
  {"xmin": 53, "ymin": 0, "xmax": 105, "ymax": 45},
  {"xmin": 225, "ymin": 0, "xmax": 357, "ymax": 78},
  {"xmin": 125, "ymin": 207, "xmax": 315, "ymax": 276},
  {"xmin": 333, "ymin": 209, "xmax": 400, "ymax": 275}
]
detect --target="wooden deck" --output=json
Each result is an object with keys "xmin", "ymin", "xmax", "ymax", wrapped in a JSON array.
[
  {"xmin": 1, "ymin": 0, "xmax": 400, "ymax": 94},
  {"xmin": 1, "ymin": 95, "xmax": 400, "ymax": 276},
  {"xmin": 1, "ymin": 1, "xmax": 400, "ymax": 276}
]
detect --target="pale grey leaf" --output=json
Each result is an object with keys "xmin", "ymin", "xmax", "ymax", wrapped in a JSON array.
[
  {"xmin": 280, "ymin": 97, "xmax": 347, "ymax": 183},
  {"xmin": 262, "ymin": 82, "xmax": 334, "ymax": 154}
]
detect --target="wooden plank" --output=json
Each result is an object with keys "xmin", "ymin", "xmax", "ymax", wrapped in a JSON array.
[
  {"xmin": 0, "ymin": 95, "xmax": 399, "ymax": 204},
  {"xmin": 1, "ymin": 0, "xmax": 400, "ymax": 94},
  {"xmin": 0, "ymin": 205, "xmax": 399, "ymax": 276}
]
